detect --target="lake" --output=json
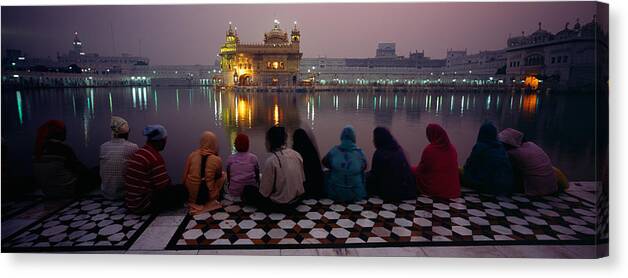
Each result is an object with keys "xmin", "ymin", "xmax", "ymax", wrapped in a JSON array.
[{"xmin": 1, "ymin": 87, "xmax": 598, "ymax": 183}]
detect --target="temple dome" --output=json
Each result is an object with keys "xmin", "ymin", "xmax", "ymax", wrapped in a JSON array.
[
  {"xmin": 555, "ymin": 22, "xmax": 577, "ymax": 40},
  {"xmin": 264, "ymin": 20, "xmax": 289, "ymax": 44},
  {"xmin": 530, "ymin": 22, "xmax": 553, "ymax": 43}
]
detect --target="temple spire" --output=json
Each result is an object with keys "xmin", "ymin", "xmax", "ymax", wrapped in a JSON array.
[{"xmin": 273, "ymin": 19, "xmax": 280, "ymax": 30}]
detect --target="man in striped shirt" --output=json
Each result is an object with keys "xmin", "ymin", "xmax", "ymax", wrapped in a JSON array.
[{"xmin": 125, "ymin": 125, "xmax": 187, "ymax": 214}]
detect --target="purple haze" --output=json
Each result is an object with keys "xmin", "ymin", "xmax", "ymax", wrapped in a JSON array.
[{"xmin": 1, "ymin": 2, "xmax": 607, "ymax": 65}]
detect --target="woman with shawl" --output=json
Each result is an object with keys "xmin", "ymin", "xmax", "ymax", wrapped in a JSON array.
[
  {"xmin": 293, "ymin": 128, "xmax": 325, "ymax": 198},
  {"xmin": 497, "ymin": 128, "xmax": 559, "ymax": 196},
  {"xmin": 322, "ymin": 126, "xmax": 368, "ymax": 202},
  {"xmin": 182, "ymin": 131, "xmax": 225, "ymax": 214},
  {"xmin": 462, "ymin": 122, "xmax": 515, "ymax": 195},
  {"xmin": 366, "ymin": 127, "xmax": 417, "ymax": 201},
  {"xmin": 33, "ymin": 120, "xmax": 96, "ymax": 198},
  {"xmin": 414, "ymin": 124, "xmax": 461, "ymax": 199}
]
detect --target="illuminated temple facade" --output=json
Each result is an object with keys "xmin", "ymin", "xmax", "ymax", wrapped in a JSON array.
[{"xmin": 218, "ymin": 20, "xmax": 302, "ymax": 86}]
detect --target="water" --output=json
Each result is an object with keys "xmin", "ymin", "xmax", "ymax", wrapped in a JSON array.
[{"xmin": 2, "ymin": 87, "xmax": 598, "ymax": 183}]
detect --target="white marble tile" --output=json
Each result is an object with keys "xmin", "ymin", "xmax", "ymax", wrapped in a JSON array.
[
  {"xmin": 151, "ymin": 215, "xmax": 185, "ymax": 226},
  {"xmin": 198, "ymin": 249, "xmax": 280, "ymax": 256},
  {"xmin": 128, "ymin": 225, "xmax": 179, "ymax": 250},
  {"xmin": 280, "ymin": 248, "xmax": 320, "ymax": 256},
  {"xmin": 346, "ymin": 247, "xmax": 427, "ymax": 257},
  {"xmin": 565, "ymin": 190, "xmax": 596, "ymax": 203},
  {"xmin": 495, "ymin": 245, "xmax": 578, "ymax": 258},
  {"xmin": 421, "ymin": 246, "xmax": 504, "ymax": 258},
  {"xmin": 315, "ymin": 248, "xmax": 352, "ymax": 256},
  {"xmin": 562, "ymin": 244, "xmax": 607, "ymax": 259}
]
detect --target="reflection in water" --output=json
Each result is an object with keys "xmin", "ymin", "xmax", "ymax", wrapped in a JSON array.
[
  {"xmin": 72, "ymin": 94, "xmax": 77, "ymax": 117},
  {"xmin": 153, "ymin": 90, "xmax": 159, "ymax": 112},
  {"xmin": 175, "ymin": 89, "xmax": 180, "ymax": 112},
  {"xmin": 1, "ymin": 87, "xmax": 598, "ymax": 182},
  {"xmin": 16, "ymin": 91, "xmax": 23, "ymax": 125},
  {"xmin": 132, "ymin": 87, "xmax": 137, "ymax": 109},
  {"xmin": 273, "ymin": 104, "xmax": 279, "ymax": 125},
  {"xmin": 108, "ymin": 92, "xmax": 113, "ymax": 113},
  {"xmin": 522, "ymin": 94, "xmax": 539, "ymax": 117}
]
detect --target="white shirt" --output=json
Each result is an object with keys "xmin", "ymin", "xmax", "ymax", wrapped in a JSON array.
[{"xmin": 99, "ymin": 138, "xmax": 139, "ymax": 199}]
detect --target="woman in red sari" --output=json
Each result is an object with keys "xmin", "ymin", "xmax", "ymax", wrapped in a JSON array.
[{"xmin": 414, "ymin": 123, "xmax": 461, "ymax": 199}]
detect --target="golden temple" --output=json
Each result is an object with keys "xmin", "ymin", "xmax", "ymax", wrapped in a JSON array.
[{"xmin": 217, "ymin": 19, "xmax": 302, "ymax": 86}]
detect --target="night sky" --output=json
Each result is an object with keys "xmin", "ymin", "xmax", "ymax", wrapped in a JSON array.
[{"xmin": 1, "ymin": 2, "xmax": 607, "ymax": 65}]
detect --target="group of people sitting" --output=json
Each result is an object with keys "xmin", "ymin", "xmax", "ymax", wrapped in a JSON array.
[{"xmin": 31, "ymin": 117, "xmax": 568, "ymax": 215}]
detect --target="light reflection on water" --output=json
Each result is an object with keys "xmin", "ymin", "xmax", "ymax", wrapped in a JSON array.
[{"xmin": 2, "ymin": 87, "xmax": 597, "ymax": 182}]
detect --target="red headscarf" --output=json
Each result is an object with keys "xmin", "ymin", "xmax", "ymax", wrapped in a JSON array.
[
  {"xmin": 426, "ymin": 123, "xmax": 452, "ymax": 148},
  {"xmin": 34, "ymin": 120, "xmax": 66, "ymax": 159},
  {"xmin": 415, "ymin": 123, "xmax": 460, "ymax": 198},
  {"xmin": 234, "ymin": 133, "xmax": 250, "ymax": 152}
]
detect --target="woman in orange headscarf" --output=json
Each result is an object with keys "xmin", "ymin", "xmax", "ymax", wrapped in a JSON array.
[{"xmin": 182, "ymin": 131, "xmax": 225, "ymax": 214}]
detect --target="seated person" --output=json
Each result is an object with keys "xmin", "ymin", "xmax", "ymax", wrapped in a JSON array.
[
  {"xmin": 33, "ymin": 120, "xmax": 98, "ymax": 199},
  {"xmin": 125, "ymin": 125, "xmax": 187, "ymax": 214},
  {"xmin": 498, "ymin": 128, "xmax": 558, "ymax": 196},
  {"xmin": 225, "ymin": 133, "xmax": 259, "ymax": 200},
  {"xmin": 242, "ymin": 125, "xmax": 305, "ymax": 212},
  {"xmin": 462, "ymin": 122, "xmax": 515, "ymax": 195},
  {"xmin": 182, "ymin": 131, "xmax": 226, "ymax": 214},
  {"xmin": 322, "ymin": 126, "xmax": 368, "ymax": 202},
  {"xmin": 99, "ymin": 116, "xmax": 139, "ymax": 200},
  {"xmin": 366, "ymin": 127, "xmax": 417, "ymax": 201},
  {"xmin": 414, "ymin": 124, "xmax": 461, "ymax": 199},
  {"xmin": 293, "ymin": 128, "xmax": 325, "ymax": 198}
]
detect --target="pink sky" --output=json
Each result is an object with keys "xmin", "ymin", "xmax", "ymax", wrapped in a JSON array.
[{"xmin": 2, "ymin": 2, "xmax": 608, "ymax": 65}]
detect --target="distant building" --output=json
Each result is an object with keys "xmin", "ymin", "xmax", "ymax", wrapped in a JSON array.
[
  {"xmin": 445, "ymin": 48, "xmax": 507, "ymax": 76},
  {"xmin": 217, "ymin": 20, "xmax": 302, "ymax": 86},
  {"xmin": 57, "ymin": 32, "xmax": 150, "ymax": 74},
  {"xmin": 505, "ymin": 17, "xmax": 608, "ymax": 89},
  {"xmin": 376, "ymin": 43, "xmax": 397, "ymax": 58},
  {"xmin": 345, "ymin": 47, "xmax": 446, "ymax": 68},
  {"xmin": 2, "ymin": 49, "xmax": 56, "ymax": 71},
  {"xmin": 299, "ymin": 44, "xmax": 501, "ymax": 85}
]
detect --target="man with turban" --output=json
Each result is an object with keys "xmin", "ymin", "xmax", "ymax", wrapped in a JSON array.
[
  {"xmin": 125, "ymin": 124, "xmax": 187, "ymax": 213},
  {"xmin": 99, "ymin": 116, "xmax": 139, "ymax": 199}
]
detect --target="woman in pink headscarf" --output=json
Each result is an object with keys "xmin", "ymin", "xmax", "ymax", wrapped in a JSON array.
[
  {"xmin": 414, "ymin": 123, "xmax": 461, "ymax": 199},
  {"xmin": 182, "ymin": 131, "xmax": 225, "ymax": 214}
]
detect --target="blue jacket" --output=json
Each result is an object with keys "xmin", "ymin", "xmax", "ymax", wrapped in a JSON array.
[{"xmin": 323, "ymin": 127, "xmax": 368, "ymax": 202}]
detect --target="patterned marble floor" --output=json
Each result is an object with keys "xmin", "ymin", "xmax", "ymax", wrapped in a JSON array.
[
  {"xmin": 2, "ymin": 195, "xmax": 154, "ymax": 252},
  {"xmin": 167, "ymin": 187, "xmax": 600, "ymax": 250},
  {"xmin": 0, "ymin": 182, "xmax": 608, "ymax": 258}
]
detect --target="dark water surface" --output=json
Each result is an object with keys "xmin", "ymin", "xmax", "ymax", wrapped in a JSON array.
[{"xmin": 2, "ymin": 87, "xmax": 597, "ymax": 182}]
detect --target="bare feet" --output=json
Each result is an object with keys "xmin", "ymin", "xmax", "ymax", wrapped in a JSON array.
[
  {"xmin": 189, "ymin": 200, "xmax": 222, "ymax": 215},
  {"xmin": 188, "ymin": 203, "xmax": 205, "ymax": 215}
]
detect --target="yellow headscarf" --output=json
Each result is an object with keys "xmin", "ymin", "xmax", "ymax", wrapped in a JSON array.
[{"xmin": 199, "ymin": 131, "xmax": 218, "ymax": 156}]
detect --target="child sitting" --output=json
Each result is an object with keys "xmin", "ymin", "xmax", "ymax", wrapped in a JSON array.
[{"xmin": 225, "ymin": 133, "xmax": 260, "ymax": 201}]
